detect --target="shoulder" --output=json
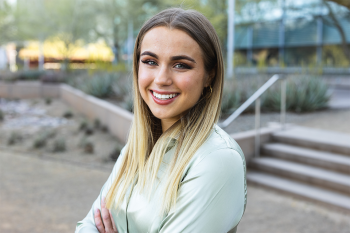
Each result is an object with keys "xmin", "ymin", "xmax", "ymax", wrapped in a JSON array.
[
  {"xmin": 191, "ymin": 125, "xmax": 245, "ymax": 168},
  {"xmin": 181, "ymin": 125, "xmax": 246, "ymax": 181}
]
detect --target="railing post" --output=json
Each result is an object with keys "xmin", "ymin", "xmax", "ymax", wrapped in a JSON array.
[
  {"xmin": 280, "ymin": 78, "xmax": 287, "ymax": 130},
  {"xmin": 255, "ymin": 97, "xmax": 261, "ymax": 157}
]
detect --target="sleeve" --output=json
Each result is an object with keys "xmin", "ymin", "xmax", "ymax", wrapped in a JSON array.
[
  {"xmin": 159, "ymin": 148, "xmax": 246, "ymax": 233},
  {"xmin": 75, "ymin": 147, "xmax": 126, "ymax": 233}
]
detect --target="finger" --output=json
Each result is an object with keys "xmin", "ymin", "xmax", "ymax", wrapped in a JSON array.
[
  {"xmin": 101, "ymin": 198, "xmax": 114, "ymax": 232},
  {"xmin": 109, "ymin": 210, "xmax": 117, "ymax": 232},
  {"xmin": 94, "ymin": 209, "xmax": 105, "ymax": 233}
]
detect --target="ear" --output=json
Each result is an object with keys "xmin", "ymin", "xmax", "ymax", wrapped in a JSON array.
[{"xmin": 204, "ymin": 68, "xmax": 216, "ymax": 87}]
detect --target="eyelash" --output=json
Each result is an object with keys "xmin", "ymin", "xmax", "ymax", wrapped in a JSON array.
[{"xmin": 141, "ymin": 59, "xmax": 192, "ymax": 70}]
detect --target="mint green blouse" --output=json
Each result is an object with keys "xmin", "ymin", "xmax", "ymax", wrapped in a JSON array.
[{"xmin": 76, "ymin": 125, "xmax": 247, "ymax": 233}]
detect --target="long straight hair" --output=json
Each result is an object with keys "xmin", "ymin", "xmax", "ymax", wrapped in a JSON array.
[{"xmin": 106, "ymin": 8, "xmax": 224, "ymax": 215}]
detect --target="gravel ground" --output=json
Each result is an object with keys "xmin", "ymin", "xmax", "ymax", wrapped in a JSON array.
[{"xmin": 1, "ymin": 149, "xmax": 349, "ymax": 233}]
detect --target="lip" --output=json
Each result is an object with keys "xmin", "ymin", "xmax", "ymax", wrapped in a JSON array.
[{"xmin": 150, "ymin": 90, "xmax": 180, "ymax": 105}]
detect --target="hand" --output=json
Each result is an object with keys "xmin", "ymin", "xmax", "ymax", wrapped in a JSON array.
[{"xmin": 94, "ymin": 198, "xmax": 118, "ymax": 233}]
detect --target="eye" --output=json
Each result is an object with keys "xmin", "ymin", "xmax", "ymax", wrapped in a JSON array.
[
  {"xmin": 141, "ymin": 59, "xmax": 158, "ymax": 66},
  {"xmin": 174, "ymin": 63, "xmax": 191, "ymax": 69}
]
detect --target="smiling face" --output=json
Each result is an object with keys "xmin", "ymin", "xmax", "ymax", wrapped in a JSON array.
[{"xmin": 138, "ymin": 26, "xmax": 210, "ymax": 132}]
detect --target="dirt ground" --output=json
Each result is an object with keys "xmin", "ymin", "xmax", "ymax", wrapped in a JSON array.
[
  {"xmin": 0, "ymin": 98, "xmax": 123, "ymax": 170},
  {"xmin": 1, "ymin": 98, "xmax": 350, "ymax": 233}
]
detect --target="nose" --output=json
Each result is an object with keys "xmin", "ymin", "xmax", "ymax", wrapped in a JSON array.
[{"xmin": 154, "ymin": 65, "xmax": 172, "ymax": 86}]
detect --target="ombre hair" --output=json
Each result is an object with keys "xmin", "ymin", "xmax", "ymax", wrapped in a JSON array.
[{"xmin": 106, "ymin": 8, "xmax": 224, "ymax": 214}]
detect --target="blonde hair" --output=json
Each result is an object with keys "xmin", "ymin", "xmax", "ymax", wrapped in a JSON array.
[{"xmin": 106, "ymin": 8, "xmax": 224, "ymax": 215}]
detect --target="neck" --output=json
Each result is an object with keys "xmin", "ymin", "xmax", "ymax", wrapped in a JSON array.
[{"xmin": 161, "ymin": 119, "xmax": 177, "ymax": 133}]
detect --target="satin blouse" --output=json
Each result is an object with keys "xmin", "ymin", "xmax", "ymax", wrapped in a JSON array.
[{"xmin": 76, "ymin": 125, "xmax": 247, "ymax": 233}]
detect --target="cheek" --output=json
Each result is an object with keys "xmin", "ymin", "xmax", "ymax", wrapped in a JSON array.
[
  {"xmin": 138, "ymin": 67, "xmax": 152, "ymax": 95},
  {"xmin": 178, "ymin": 75, "xmax": 205, "ymax": 97}
]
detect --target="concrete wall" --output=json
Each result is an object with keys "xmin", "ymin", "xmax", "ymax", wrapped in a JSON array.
[
  {"xmin": 230, "ymin": 126, "xmax": 280, "ymax": 162},
  {"xmin": 0, "ymin": 81, "xmax": 60, "ymax": 99},
  {"xmin": 60, "ymin": 84, "xmax": 133, "ymax": 144}
]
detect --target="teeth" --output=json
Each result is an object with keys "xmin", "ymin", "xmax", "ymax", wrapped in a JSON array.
[{"xmin": 153, "ymin": 91, "xmax": 178, "ymax": 100}]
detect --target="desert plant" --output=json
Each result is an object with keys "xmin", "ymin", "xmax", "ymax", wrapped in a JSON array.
[
  {"xmin": 45, "ymin": 98, "xmax": 52, "ymax": 105},
  {"xmin": 32, "ymin": 130, "xmax": 56, "ymax": 149},
  {"xmin": 52, "ymin": 137, "xmax": 66, "ymax": 152},
  {"xmin": 82, "ymin": 73, "xmax": 115, "ymax": 98},
  {"xmin": 33, "ymin": 134, "xmax": 47, "ymax": 149},
  {"xmin": 84, "ymin": 126, "xmax": 94, "ymax": 135},
  {"xmin": 84, "ymin": 141, "xmax": 94, "ymax": 154},
  {"xmin": 18, "ymin": 70, "xmax": 46, "ymax": 80},
  {"xmin": 0, "ymin": 109, "xmax": 4, "ymax": 121},
  {"xmin": 109, "ymin": 144, "xmax": 123, "ymax": 161},
  {"xmin": 79, "ymin": 120, "xmax": 88, "ymax": 131},
  {"xmin": 7, "ymin": 132, "xmax": 22, "ymax": 145},
  {"xmin": 122, "ymin": 94, "xmax": 134, "ymax": 113},
  {"xmin": 63, "ymin": 110, "xmax": 74, "ymax": 118},
  {"xmin": 263, "ymin": 76, "xmax": 330, "ymax": 112},
  {"xmin": 100, "ymin": 125, "xmax": 109, "ymax": 133},
  {"xmin": 94, "ymin": 119, "xmax": 101, "ymax": 129}
]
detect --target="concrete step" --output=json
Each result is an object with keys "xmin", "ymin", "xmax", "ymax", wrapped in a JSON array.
[
  {"xmin": 272, "ymin": 126, "xmax": 350, "ymax": 156},
  {"xmin": 249, "ymin": 157, "xmax": 350, "ymax": 195},
  {"xmin": 247, "ymin": 171, "xmax": 350, "ymax": 213},
  {"xmin": 262, "ymin": 143, "xmax": 350, "ymax": 174}
]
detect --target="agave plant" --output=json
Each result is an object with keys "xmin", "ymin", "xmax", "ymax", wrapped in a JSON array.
[
  {"xmin": 262, "ymin": 76, "xmax": 330, "ymax": 112},
  {"xmin": 82, "ymin": 73, "xmax": 116, "ymax": 98}
]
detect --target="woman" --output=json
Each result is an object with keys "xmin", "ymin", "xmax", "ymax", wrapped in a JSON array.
[{"xmin": 76, "ymin": 8, "xmax": 246, "ymax": 233}]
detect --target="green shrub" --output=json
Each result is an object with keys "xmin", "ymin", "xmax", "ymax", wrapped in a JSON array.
[
  {"xmin": 18, "ymin": 70, "xmax": 46, "ymax": 80},
  {"xmin": 45, "ymin": 98, "xmax": 52, "ymax": 105},
  {"xmin": 7, "ymin": 132, "xmax": 22, "ymax": 145},
  {"xmin": 221, "ymin": 76, "xmax": 330, "ymax": 116},
  {"xmin": 263, "ymin": 76, "xmax": 330, "ymax": 112},
  {"xmin": 52, "ymin": 137, "xmax": 66, "ymax": 152},
  {"xmin": 33, "ymin": 134, "xmax": 47, "ymax": 149},
  {"xmin": 63, "ymin": 110, "xmax": 74, "ymax": 118},
  {"xmin": 0, "ymin": 109, "xmax": 4, "ymax": 121},
  {"xmin": 79, "ymin": 120, "xmax": 88, "ymax": 131},
  {"xmin": 32, "ymin": 130, "xmax": 56, "ymax": 149},
  {"xmin": 82, "ymin": 73, "xmax": 117, "ymax": 98},
  {"xmin": 94, "ymin": 119, "xmax": 101, "ymax": 129},
  {"xmin": 109, "ymin": 144, "xmax": 123, "ymax": 161}
]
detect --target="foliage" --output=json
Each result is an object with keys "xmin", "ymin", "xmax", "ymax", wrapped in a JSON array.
[
  {"xmin": 7, "ymin": 132, "xmax": 22, "ymax": 145},
  {"xmin": 63, "ymin": 110, "xmax": 74, "ymax": 118},
  {"xmin": 0, "ymin": 1, "xmax": 16, "ymax": 44},
  {"xmin": 45, "ymin": 98, "xmax": 52, "ymax": 105},
  {"xmin": 0, "ymin": 109, "xmax": 3, "ymax": 121},
  {"xmin": 323, "ymin": 45, "xmax": 350, "ymax": 67},
  {"xmin": 79, "ymin": 137, "xmax": 94, "ymax": 154},
  {"xmin": 263, "ymin": 76, "xmax": 330, "ymax": 112},
  {"xmin": 82, "ymin": 73, "xmax": 117, "ymax": 99},
  {"xmin": 109, "ymin": 144, "xmax": 123, "ymax": 161},
  {"xmin": 32, "ymin": 130, "xmax": 56, "ymax": 149},
  {"xmin": 221, "ymin": 76, "xmax": 330, "ymax": 116},
  {"xmin": 52, "ymin": 137, "xmax": 66, "ymax": 152}
]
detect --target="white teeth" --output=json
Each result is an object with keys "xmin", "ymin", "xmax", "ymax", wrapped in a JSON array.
[{"xmin": 153, "ymin": 91, "xmax": 178, "ymax": 100}]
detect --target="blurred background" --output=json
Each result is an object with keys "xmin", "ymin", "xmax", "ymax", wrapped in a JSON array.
[{"xmin": 0, "ymin": 0, "xmax": 350, "ymax": 233}]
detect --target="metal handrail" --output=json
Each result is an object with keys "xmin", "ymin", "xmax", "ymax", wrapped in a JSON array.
[{"xmin": 219, "ymin": 74, "xmax": 287, "ymax": 157}]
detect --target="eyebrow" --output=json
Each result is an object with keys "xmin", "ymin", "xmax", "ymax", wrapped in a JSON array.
[{"xmin": 140, "ymin": 51, "xmax": 196, "ymax": 63}]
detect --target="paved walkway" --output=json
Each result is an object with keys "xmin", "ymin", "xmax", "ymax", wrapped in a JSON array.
[{"xmin": 1, "ymin": 149, "xmax": 349, "ymax": 233}]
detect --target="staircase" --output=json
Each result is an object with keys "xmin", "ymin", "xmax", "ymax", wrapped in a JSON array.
[{"xmin": 247, "ymin": 126, "xmax": 350, "ymax": 212}]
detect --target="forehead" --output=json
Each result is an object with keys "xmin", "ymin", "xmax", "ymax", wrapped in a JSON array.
[{"xmin": 140, "ymin": 26, "xmax": 202, "ymax": 58}]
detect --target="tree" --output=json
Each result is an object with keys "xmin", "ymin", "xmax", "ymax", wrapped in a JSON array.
[
  {"xmin": 0, "ymin": 1, "xmax": 16, "ymax": 44},
  {"xmin": 327, "ymin": 0, "xmax": 350, "ymax": 9},
  {"xmin": 14, "ymin": 0, "xmax": 98, "ymax": 68},
  {"xmin": 91, "ymin": 0, "xmax": 162, "ymax": 63},
  {"xmin": 323, "ymin": 0, "xmax": 350, "ymax": 61}
]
